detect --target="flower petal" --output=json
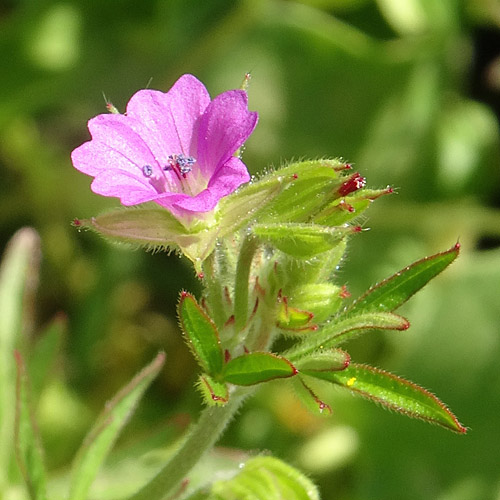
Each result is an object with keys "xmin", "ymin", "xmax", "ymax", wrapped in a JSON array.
[
  {"xmin": 126, "ymin": 75, "xmax": 211, "ymax": 159},
  {"xmin": 197, "ymin": 90, "xmax": 258, "ymax": 178}
]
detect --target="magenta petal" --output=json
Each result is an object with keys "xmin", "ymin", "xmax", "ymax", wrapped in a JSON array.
[
  {"xmin": 126, "ymin": 75, "xmax": 211, "ymax": 158},
  {"xmin": 197, "ymin": 90, "xmax": 258, "ymax": 178}
]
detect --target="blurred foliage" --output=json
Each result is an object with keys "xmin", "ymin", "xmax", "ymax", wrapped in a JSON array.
[{"xmin": 1, "ymin": 0, "xmax": 500, "ymax": 499}]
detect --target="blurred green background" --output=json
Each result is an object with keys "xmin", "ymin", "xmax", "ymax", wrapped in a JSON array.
[{"xmin": 2, "ymin": 0, "xmax": 500, "ymax": 499}]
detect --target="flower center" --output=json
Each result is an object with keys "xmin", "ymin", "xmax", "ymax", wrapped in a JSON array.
[{"xmin": 164, "ymin": 154, "xmax": 196, "ymax": 179}]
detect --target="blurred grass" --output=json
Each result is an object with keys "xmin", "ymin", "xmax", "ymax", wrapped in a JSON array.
[{"xmin": 1, "ymin": 0, "xmax": 500, "ymax": 499}]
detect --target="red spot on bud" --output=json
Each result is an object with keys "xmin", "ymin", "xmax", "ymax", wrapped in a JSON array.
[
  {"xmin": 180, "ymin": 290, "xmax": 188, "ymax": 298},
  {"xmin": 454, "ymin": 241, "xmax": 461, "ymax": 251},
  {"xmin": 244, "ymin": 345, "xmax": 250, "ymax": 354},
  {"xmin": 338, "ymin": 172, "xmax": 366, "ymax": 197},
  {"xmin": 224, "ymin": 349, "xmax": 231, "ymax": 362},
  {"xmin": 197, "ymin": 272, "xmax": 204, "ymax": 280},
  {"xmin": 334, "ymin": 162, "xmax": 353, "ymax": 172},
  {"xmin": 292, "ymin": 173, "xmax": 298, "ymax": 179},
  {"xmin": 352, "ymin": 225, "xmax": 362, "ymax": 233},
  {"xmin": 339, "ymin": 285, "xmax": 351, "ymax": 299},
  {"xmin": 73, "ymin": 218, "xmax": 81, "ymax": 226}
]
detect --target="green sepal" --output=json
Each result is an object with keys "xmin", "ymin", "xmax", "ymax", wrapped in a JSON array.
[
  {"xmin": 211, "ymin": 455, "xmax": 320, "ymax": 500},
  {"xmin": 253, "ymin": 223, "xmax": 353, "ymax": 259},
  {"xmin": 74, "ymin": 207, "xmax": 217, "ymax": 271},
  {"xmin": 287, "ymin": 283, "xmax": 343, "ymax": 323},
  {"xmin": 254, "ymin": 160, "xmax": 347, "ymax": 223},
  {"xmin": 178, "ymin": 292, "xmax": 223, "ymax": 376},
  {"xmin": 197, "ymin": 374, "xmax": 229, "ymax": 406},
  {"xmin": 68, "ymin": 352, "xmax": 165, "ymax": 500},
  {"xmin": 277, "ymin": 298, "xmax": 315, "ymax": 330},
  {"xmin": 14, "ymin": 351, "xmax": 48, "ymax": 500},
  {"xmin": 306, "ymin": 363, "xmax": 467, "ymax": 433},
  {"xmin": 313, "ymin": 187, "xmax": 393, "ymax": 226},
  {"xmin": 223, "ymin": 352, "xmax": 297, "ymax": 386},
  {"xmin": 296, "ymin": 348, "xmax": 350, "ymax": 372},
  {"xmin": 285, "ymin": 311, "xmax": 409, "ymax": 361},
  {"xmin": 346, "ymin": 243, "xmax": 460, "ymax": 315},
  {"xmin": 291, "ymin": 376, "xmax": 332, "ymax": 416}
]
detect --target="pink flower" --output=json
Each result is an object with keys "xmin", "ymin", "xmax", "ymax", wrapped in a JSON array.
[{"xmin": 71, "ymin": 74, "xmax": 258, "ymax": 222}]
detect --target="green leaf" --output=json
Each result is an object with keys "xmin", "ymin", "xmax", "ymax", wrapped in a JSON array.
[
  {"xmin": 14, "ymin": 351, "xmax": 48, "ymax": 500},
  {"xmin": 346, "ymin": 243, "xmax": 460, "ymax": 315},
  {"xmin": 0, "ymin": 228, "xmax": 40, "ymax": 489},
  {"xmin": 68, "ymin": 352, "xmax": 165, "ymax": 500},
  {"xmin": 285, "ymin": 311, "xmax": 409, "ymax": 361},
  {"xmin": 212, "ymin": 455, "xmax": 320, "ymax": 500},
  {"xmin": 178, "ymin": 292, "xmax": 223, "ymax": 376},
  {"xmin": 296, "ymin": 349, "xmax": 350, "ymax": 372},
  {"xmin": 253, "ymin": 223, "xmax": 354, "ymax": 259},
  {"xmin": 292, "ymin": 377, "xmax": 332, "ymax": 417},
  {"xmin": 197, "ymin": 375, "xmax": 229, "ymax": 406},
  {"xmin": 223, "ymin": 352, "xmax": 297, "ymax": 386},
  {"xmin": 306, "ymin": 363, "xmax": 467, "ymax": 433}
]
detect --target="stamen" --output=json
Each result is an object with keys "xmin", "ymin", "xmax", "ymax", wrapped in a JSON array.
[
  {"xmin": 142, "ymin": 164, "xmax": 153, "ymax": 177},
  {"xmin": 164, "ymin": 154, "xmax": 196, "ymax": 179}
]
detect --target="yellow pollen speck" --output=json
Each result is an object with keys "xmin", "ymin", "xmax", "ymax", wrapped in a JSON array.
[{"xmin": 346, "ymin": 377, "xmax": 356, "ymax": 387}]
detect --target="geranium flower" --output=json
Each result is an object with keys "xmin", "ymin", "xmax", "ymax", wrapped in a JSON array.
[{"xmin": 71, "ymin": 74, "xmax": 258, "ymax": 224}]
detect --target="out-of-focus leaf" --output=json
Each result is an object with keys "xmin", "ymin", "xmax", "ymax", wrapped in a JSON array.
[
  {"xmin": 178, "ymin": 292, "xmax": 223, "ymax": 376},
  {"xmin": 211, "ymin": 455, "xmax": 320, "ymax": 500},
  {"xmin": 28, "ymin": 314, "xmax": 66, "ymax": 400},
  {"xmin": 346, "ymin": 243, "xmax": 460, "ymax": 315},
  {"xmin": 307, "ymin": 363, "xmax": 467, "ymax": 433},
  {"xmin": 223, "ymin": 352, "xmax": 297, "ymax": 386},
  {"xmin": 14, "ymin": 351, "xmax": 48, "ymax": 500},
  {"xmin": 0, "ymin": 228, "xmax": 40, "ymax": 490},
  {"xmin": 68, "ymin": 352, "xmax": 165, "ymax": 500}
]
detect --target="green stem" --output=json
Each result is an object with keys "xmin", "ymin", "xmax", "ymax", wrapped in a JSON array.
[
  {"xmin": 126, "ymin": 387, "xmax": 253, "ymax": 500},
  {"xmin": 233, "ymin": 236, "xmax": 258, "ymax": 333},
  {"xmin": 201, "ymin": 251, "xmax": 227, "ymax": 331}
]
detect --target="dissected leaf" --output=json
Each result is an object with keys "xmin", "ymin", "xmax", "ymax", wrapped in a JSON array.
[
  {"xmin": 253, "ymin": 223, "xmax": 353, "ymax": 259},
  {"xmin": 223, "ymin": 352, "xmax": 297, "ymax": 386},
  {"xmin": 292, "ymin": 377, "xmax": 332, "ymax": 417},
  {"xmin": 296, "ymin": 349, "xmax": 350, "ymax": 372},
  {"xmin": 307, "ymin": 363, "xmax": 466, "ymax": 433},
  {"xmin": 178, "ymin": 292, "xmax": 223, "ymax": 376},
  {"xmin": 346, "ymin": 243, "xmax": 460, "ymax": 315},
  {"xmin": 14, "ymin": 351, "xmax": 48, "ymax": 500},
  {"xmin": 68, "ymin": 352, "xmax": 165, "ymax": 500},
  {"xmin": 286, "ymin": 311, "xmax": 409, "ymax": 361}
]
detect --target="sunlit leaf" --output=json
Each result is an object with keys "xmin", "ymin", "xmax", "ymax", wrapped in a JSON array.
[
  {"xmin": 292, "ymin": 377, "xmax": 332, "ymax": 417},
  {"xmin": 346, "ymin": 243, "xmax": 460, "ymax": 315},
  {"xmin": 68, "ymin": 352, "xmax": 165, "ymax": 500},
  {"xmin": 178, "ymin": 292, "xmax": 223, "ymax": 376},
  {"xmin": 306, "ymin": 363, "xmax": 467, "ymax": 433},
  {"xmin": 286, "ymin": 311, "xmax": 409, "ymax": 360},
  {"xmin": 223, "ymin": 352, "xmax": 297, "ymax": 386}
]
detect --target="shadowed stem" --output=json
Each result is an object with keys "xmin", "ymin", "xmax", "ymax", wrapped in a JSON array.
[{"xmin": 126, "ymin": 386, "xmax": 254, "ymax": 500}]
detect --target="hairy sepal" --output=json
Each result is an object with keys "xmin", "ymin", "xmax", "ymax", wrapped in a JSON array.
[{"xmin": 197, "ymin": 375, "xmax": 229, "ymax": 406}]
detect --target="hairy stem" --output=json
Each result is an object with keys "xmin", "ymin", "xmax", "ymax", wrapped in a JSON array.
[{"xmin": 126, "ymin": 387, "xmax": 253, "ymax": 500}]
